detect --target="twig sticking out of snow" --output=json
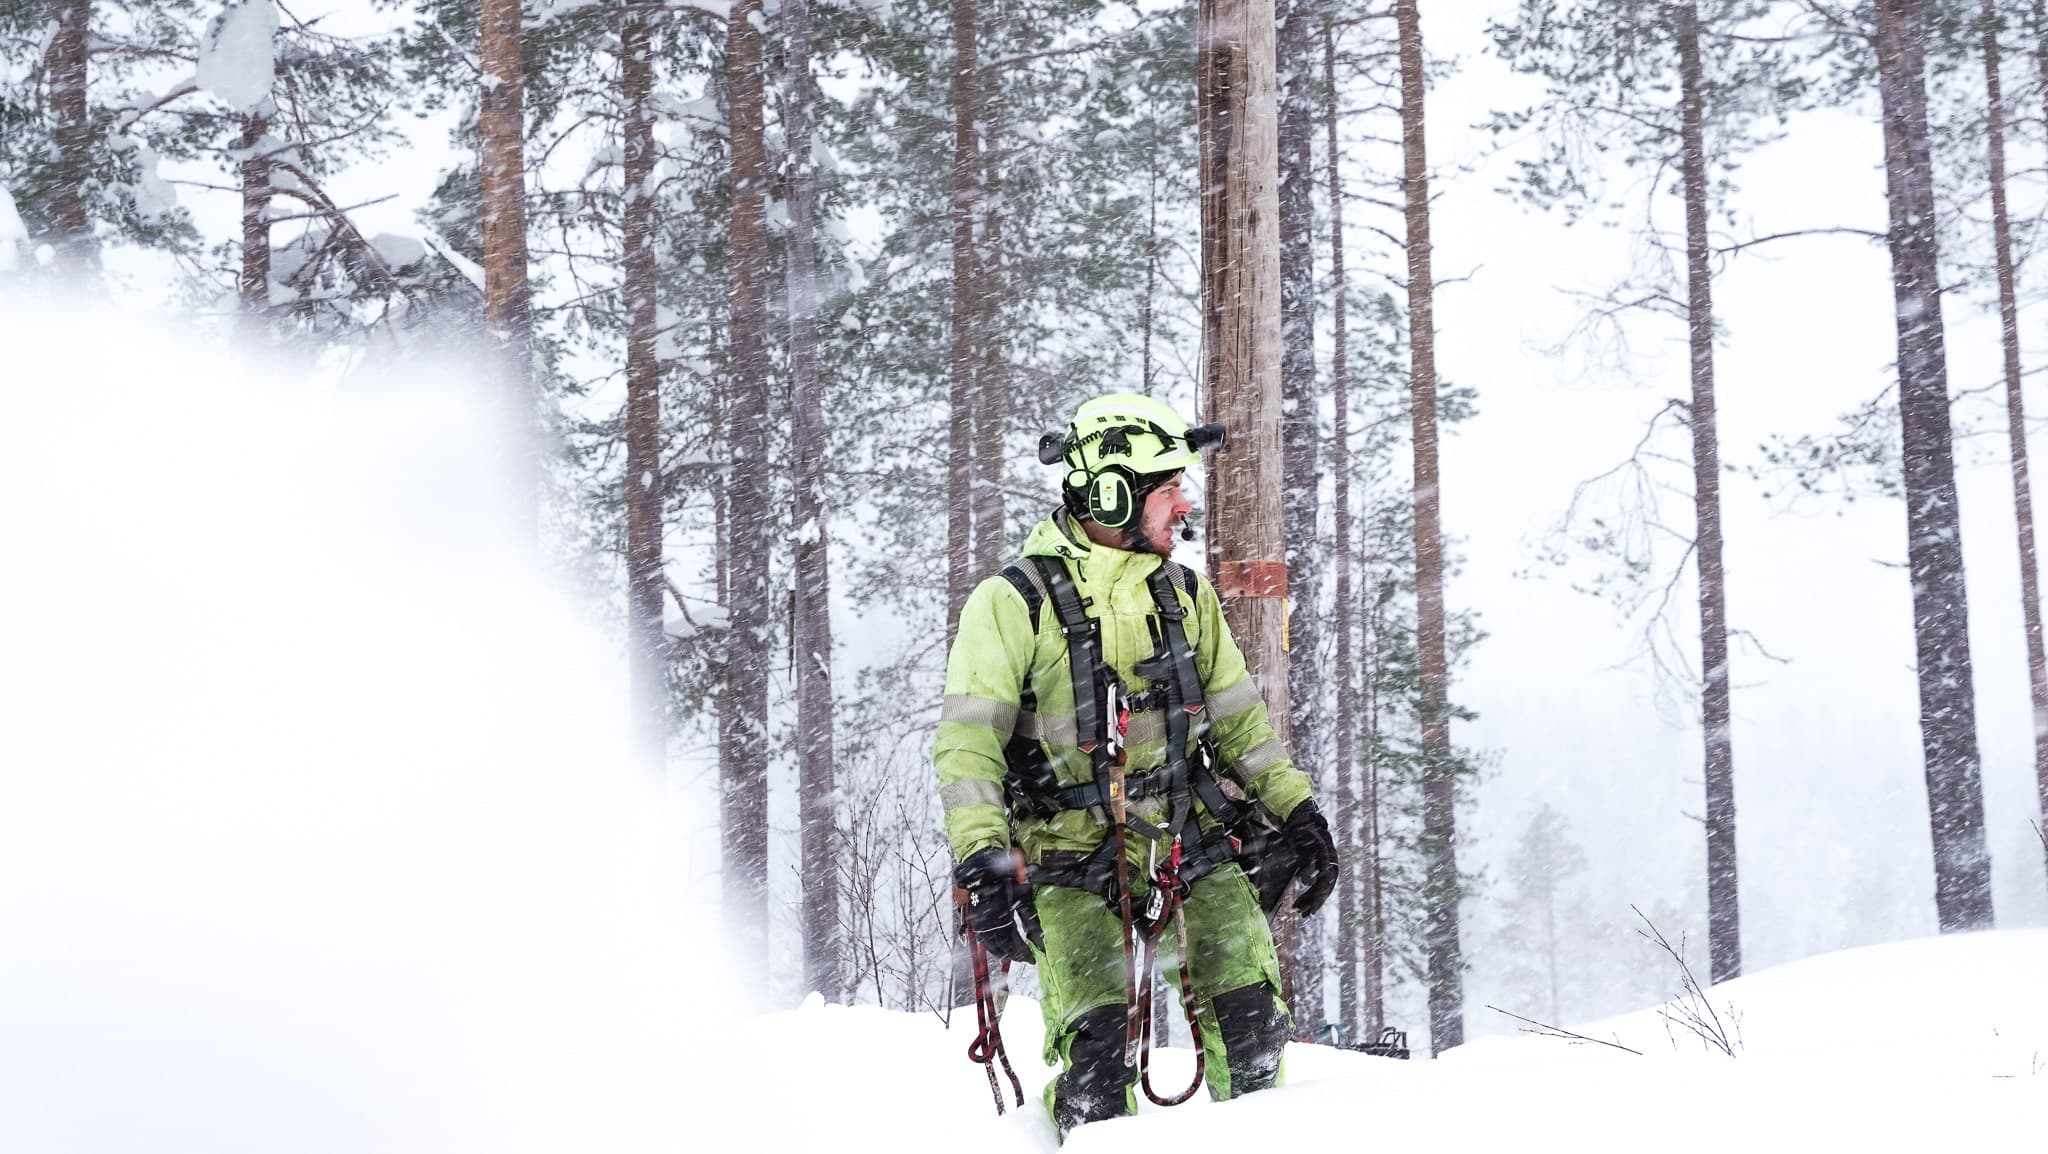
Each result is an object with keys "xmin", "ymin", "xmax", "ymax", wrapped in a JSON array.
[
  {"xmin": 1483, "ymin": 1005, "xmax": 1643, "ymax": 1056},
  {"xmin": 1633, "ymin": 905, "xmax": 1741, "ymax": 1057}
]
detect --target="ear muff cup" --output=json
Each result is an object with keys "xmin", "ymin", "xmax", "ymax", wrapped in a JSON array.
[{"xmin": 1088, "ymin": 470, "xmax": 1135, "ymax": 528}]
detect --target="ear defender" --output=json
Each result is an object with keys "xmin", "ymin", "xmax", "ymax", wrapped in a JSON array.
[{"xmin": 1088, "ymin": 470, "xmax": 1135, "ymax": 528}]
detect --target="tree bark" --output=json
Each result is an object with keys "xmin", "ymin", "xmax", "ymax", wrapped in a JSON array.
[
  {"xmin": 478, "ymin": 0, "xmax": 534, "ymax": 418},
  {"xmin": 1142, "ymin": 145, "xmax": 1159, "ymax": 393},
  {"xmin": 721, "ymin": 0, "xmax": 775, "ymax": 988},
  {"xmin": 46, "ymin": 0, "xmax": 92, "ymax": 271},
  {"xmin": 1675, "ymin": 0, "xmax": 1740, "ymax": 986},
  {"xmin": 1362, "ymin": 571, "xmax": 1386, "ymax": 1037},
  {"xmin": 1395, "ymin": 0, "xmax": 1462, "ymax": 1053},
  {"xmin": 1322, "ymin": 12, "xmax": 1361, "ymax": 1042},
  {"xmin": 946, "ymin": 0, "xmax": 981, "ymax": 644},
  {"xmin": 622, "ymin": 8, "xmax": 665, "ymax": 770},
  {"xmin": 1276, "ymin": 0, "xmax": 1322, "ymax": 1023},
  {"xmin": 1982, "ymin": 0, "xmax": 2048, "ymax": 894},
  {"xmin": 1874, "ymin": 0, "xmax": 1994, "ymax": 932},
  {"xmin": 784, "ymin": 0, "xmax": 840, "ymax": 1001},
  {"xmin": 1199, "ymin": 0, "xmax": 1293, "ymax": 1016},
  {"xmin": 973, "ymin": 114, "xmax": 1007, "ymax": 574},
  {"xmin": 238, "ymin": 112, "xmax": 272, "ymax": 339}
]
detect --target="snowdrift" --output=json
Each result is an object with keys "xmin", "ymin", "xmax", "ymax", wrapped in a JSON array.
[{"xmin": 736, "ymin": 931, "xmax": 2045, "ymax": 1152}]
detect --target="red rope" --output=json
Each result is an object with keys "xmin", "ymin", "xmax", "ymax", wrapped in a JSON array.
[
  {"xmin": 964, "ymin": 920, "xmax": 1025, "ymax": 1114},
  {"xmin": 1134, "ymin": 862, "xmax": 1206, "ymax": 1107}
]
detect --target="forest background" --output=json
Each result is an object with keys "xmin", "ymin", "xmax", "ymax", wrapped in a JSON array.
[{"xmin": 5, "ymin": 0, "xmax": 2048, "ymax": 1057}]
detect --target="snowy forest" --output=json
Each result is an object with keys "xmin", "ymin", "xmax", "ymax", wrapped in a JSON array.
[{"xmin": 6, "ymin": 0, "xmax": 2048, "ymax": 1077}]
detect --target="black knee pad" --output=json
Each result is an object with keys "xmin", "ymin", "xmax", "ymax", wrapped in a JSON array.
[
  {"xmin": 1212, "ymin": 983, "xmax": 1288, "ymax": 1098},
  {"xmin": 1053, "ymin": 1003, "xmax": 1134, "ymax": 1136}
]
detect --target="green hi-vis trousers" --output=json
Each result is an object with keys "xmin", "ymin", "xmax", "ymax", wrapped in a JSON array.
[{"xmin": 1029, "ymin": 861, "xmax": 1292, "ymax": 1135}]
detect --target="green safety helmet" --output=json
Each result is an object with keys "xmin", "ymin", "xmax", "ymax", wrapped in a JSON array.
[{"xmin": 1037, "ymin": 392, "xmax": 1227, "ymax": 529}]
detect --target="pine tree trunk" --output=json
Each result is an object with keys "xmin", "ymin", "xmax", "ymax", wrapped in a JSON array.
[
  {"xmin": 1874, "ymin": 0, "xmax": 1994, "ymax": 932},
  {"xmin": 1323, "ymin": 12, "xmax": 1360, "ymax": 1042},
  {"xmin": 974, "ymin": 117, "xmax": 1007, "ymax": 574},
  {"xmin": 1982, "ymin": 0, "xmax": 2048, "ymax": 894},
  {"xmin": 721, "ymin": 0, "xmax": 775, "ymax": 988},
  {"xmin": 1542, "ymin": 870, "xmax": 1559, "ymax": 1023},
  {"xmin": 1675, "ymin": 0, "xmax": 1740, "ymax": 986},
  {"xmin": 1142, "ymin": 146, "xmax": 1159, "ymax": 393},
  {"xmin": 946, "ymin": 0, "xmax": 981, "ymax": 643},
  {"xmin": 46, "ymin": 0, "xmax": 92, "ymax": 271},
  {"xmin": 478, "ymin": 0, "xmax": 534, "ymax": 416},
  {"xmin": 1395, "ymin": 0, "xmax": 1462, "ymax": 1053},
  {"xmin": 1362, "ymin": 576, "xmax": 1385, "ymax": 1037},
  {"xmin": 238, "ymin": 112, "xmax": 272, "ymax": 338},
  {"xmin": 622, "ymin": 10, "xmax": 666, "ymax": 768},
  {"xmin": 784, "ymin": 0, "xmax": 840, "ymax": 1001},
  {"xmin": 1276, "ymin": 0, "xmax": 1322, "ymax": 1024}
]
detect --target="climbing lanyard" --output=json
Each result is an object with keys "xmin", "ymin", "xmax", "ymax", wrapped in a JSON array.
[
  {"xmin": 1107, "ymin": 696, "xmax": 1208, "ymax": 1107},
  {"xmin": 961, "ymin": 907, "xmax": 1026, "ymax": 1115}
]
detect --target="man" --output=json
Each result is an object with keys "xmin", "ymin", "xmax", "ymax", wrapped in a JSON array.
[{"xmin": 934, "ymin": 392, "xmax": 1339, "ymax": 1137}]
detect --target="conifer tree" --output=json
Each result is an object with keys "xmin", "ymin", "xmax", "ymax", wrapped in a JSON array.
[
  {"xmin": 1873, "ymin": 0, "xmax": 1994, "ymax": 931},
  {"xmin": 1276, "ymin": 0, "xmax": 1324, "ymax": 1018},
  {"xmin": 1324, "ymin": 9, "xmax": 1363, "ymax": 1040},
  {"xmin": 1394, "ymin": 0, "xmax": 1462, "ymax": 1054},
  {"xmin": 1975, "ymin": 0, "xmax": 2048, "ymax": 893},
  {"xmin": 0, "ymin": 0, "xmax": 201, "ymax": 274},
  {"xmin": 1491, "ymin": 0, "xmax": 1820, "ymax": 984},
  {"xmin": 478, "ymin": 0, "xmax": 534, "ymax": 423},
  {"xmin": 47, "ymin": 0, "xmax": 93, "ymax": 269},
  {"xmin": 621, "ymin": 0, "xmax": 665, "ymax": 762},
  {"xmin": 722, "ymin": 0, "xmax": 775, "ymax": 987},
  {"xmin": 784, "ymin": 0, "xmax": 843, "ymax": 1000},
  {"xmin": 945, "ymin": 0, "xmax": 981, "ymax": 642},
  {"xmin": 1492, "ymin": 804, "xmax": 1591, "ymax": 1026}
]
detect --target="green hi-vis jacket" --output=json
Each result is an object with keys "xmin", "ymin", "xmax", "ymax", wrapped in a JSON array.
[{"xmin": 934, "ymin": 511, "xmax": 1314, "ymax": 867}]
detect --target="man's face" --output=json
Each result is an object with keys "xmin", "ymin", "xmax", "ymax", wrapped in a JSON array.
[{"xmin": 1133, "ymin": 472, "xmax": 1194, "ymax": 556}]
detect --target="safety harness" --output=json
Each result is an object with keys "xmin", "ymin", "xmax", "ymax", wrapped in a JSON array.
[
  {"xmin": 993, "ymin": 552, "xmax": 1276, "ymax": 1108},
  {"xmin": 997, "ymin": 555, "xmax": 1261, "ymax": 887}
]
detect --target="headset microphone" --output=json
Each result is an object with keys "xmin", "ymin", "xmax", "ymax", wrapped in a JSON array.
[{"xmin": 1180, "ymin": 521, "xmax": 1195, "ymax": 542}]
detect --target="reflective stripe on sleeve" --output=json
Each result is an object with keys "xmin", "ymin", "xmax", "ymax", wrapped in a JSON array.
[
  {"xmin": 940, "ymin": 694, "xmax": 1018, "ymax": 733},
  {"xmin": 1234, "ymin": 737, "xmax": 1287, "ymax": 777},
  {"xmin": 1206, "ymin": 677, "xmax": 1264, "ymax": 719},
  {"xmin": 940, "ymin": 779, "xmax": 1006, "ymax": 812}
]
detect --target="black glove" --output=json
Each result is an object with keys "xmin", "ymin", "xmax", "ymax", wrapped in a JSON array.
[
  {"xmin": 955, "ymin": 846, "xmax": 1034, "ymax": 962},
  {"xmin": 1282, "ymin": 801, "xmax": 1339, "ymax": 917}
]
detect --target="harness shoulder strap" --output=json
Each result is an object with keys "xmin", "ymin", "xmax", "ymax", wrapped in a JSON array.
[
  {"xmin": 999, "ymin": 561, "xmax": 1048, "ymax": 633},
  {"xmin": 1141, "ymin": 567, "xmax": 1206, "ymax": 714},
  {"xmin": 1030, "ymin": 556, "xmax": 1104, "ymax": 755}
]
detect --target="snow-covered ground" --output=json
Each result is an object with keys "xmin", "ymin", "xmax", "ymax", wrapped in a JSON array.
[
  {"xmin": 5, "ymin": 299, "xmax": 2041, "ymax": 1153},
  {"xmin": 750, "ymin": 930, "xmax": 2045, "ymax": 1152}
]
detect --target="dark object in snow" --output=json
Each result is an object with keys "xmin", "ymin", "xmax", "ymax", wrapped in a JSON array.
[
  {"xmin": 1355, "ymin": 1028, "xmax": 1411, "ymax": 1060},
  {"xmin": 1315, "ymin": 1023, "xmax": 1411, "ymax": 1060}
]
